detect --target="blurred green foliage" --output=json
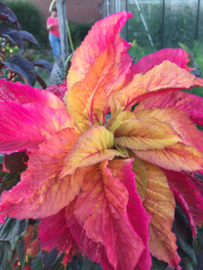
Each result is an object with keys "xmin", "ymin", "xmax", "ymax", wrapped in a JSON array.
[
  {"xmin": 69, "ymin": 21, "xmax": 94, "ymax": 50},
  {"xmin": 127, "ymin": 3, "xmax": 203, "ymax": 51},
  {"xmin": 179, "ymin": 41, "xmax": 203, "ymax": 98},
  {"xmin": 128, "ymin": 39, "xmax": 203, "ymax": 100}
]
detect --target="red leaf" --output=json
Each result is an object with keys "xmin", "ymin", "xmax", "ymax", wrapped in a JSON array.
[
  {"xmin": 40, "ymin": 208, "xmax": 73, "ymax": 255},
  {"xmin": 184, "ymin": 171, "xmax": 203, "ymax": 194},
  {"xmin": 163, "ymin": 169, "xmax": 203, "ymax": 227},
  {"xmin": 170, "ymin": 185, "xmax": 196, "ymax": 238}
]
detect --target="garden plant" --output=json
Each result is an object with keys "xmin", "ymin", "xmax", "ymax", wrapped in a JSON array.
[
  {"xmin": 0, "ymin": 4, "xmax": 203, "ymax": 270},
  {"xmin": 0, "ymin": 1, "xmax": 53, "ymax": 89}
]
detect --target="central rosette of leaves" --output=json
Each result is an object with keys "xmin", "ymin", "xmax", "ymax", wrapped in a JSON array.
[{"xmin": 59, "ymin": 105, "xmax": 193, "ymax": 180}]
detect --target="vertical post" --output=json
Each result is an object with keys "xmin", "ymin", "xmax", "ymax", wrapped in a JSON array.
[
  {"xmin": 56, "ymin": 0, "xmax": 69, "ymax": 54},
  {"xmin": 161, "ymin": 0, "xmax": 165, "ymax": 49},
  {"xmin": 195, "ymin": 0, "xmax": 200, "ymax": 39},
  {"xmin": 106, "ymin": 0, "xmax": 109, "ymax": 16},
  {"xmin": 125, "ymin": 0, "xmax": 128, "ymax": 41}
]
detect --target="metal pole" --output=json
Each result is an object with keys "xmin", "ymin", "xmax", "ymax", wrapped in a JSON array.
[
  {"xmin": 134, "ymin": 0, "xmax": 154, "ymax": 47},
  {"xmin": 161, "ymin": 0, "xmax": 165, "ymax": 49},
  {"xmin": 56, "ymin": 0, "xmax": 69, "ymax": 54},
  {"xmin": 125, "ymin": 0, "xmax": 128, "ymax": 41},
  {"xmin": 195, "ymin": 0, "xmax": 200, "ymax": 39}
]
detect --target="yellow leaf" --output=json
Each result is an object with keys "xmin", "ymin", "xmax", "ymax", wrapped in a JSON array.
[
  {"xmin": 114, "ymin": 118, "xmax": 180, "ymax": 150},
  {"xmin": 59, "ymin": 125, "xmax": 126, "ymax": 177},
  {"xmin": 129, "ymin": 152, "xmax": 147, "ymax": 200}
]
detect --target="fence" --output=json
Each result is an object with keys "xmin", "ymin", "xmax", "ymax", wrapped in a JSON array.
[{"xmin": 102, "ymin": 0, "xmax": 203, "ymax": 57}]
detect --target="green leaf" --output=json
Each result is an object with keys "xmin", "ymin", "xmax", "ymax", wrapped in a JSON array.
[
  {"xmin": 0, "ymin": 218, "xmax": 28, "ymax": 242},
  {"xmin": 42, "ymin": 248, "xmax": 65, "ymax": 270},
  {"xmin": 7, "ymin": 249, "xmax": 18, "ymax": 270},
  {"xmin": 31, "ymin": 252, "xmax": 43, "ymax": 270},
  {"xmin": 174, "ymin": 209, "xmax": 197, "ymax": 268},
  {"xmin": 187, "ymin": 52, "xmax": 201, "ymax": 78},
  {"xmin": 194, "ymin": 226, "xmax": 203, "ymax": 253},
  {"xmin": 0, "ymin": 173, "xmax": 20, "ymax": 196},
  {"xmin": 178, "ymin": 248, "xmax": 194, "ymax": 270},
  {"xmin": 50, "ymin": 53, "xmax": 72, "ymax": 86},
  {"xmin": 17, "ymin": 238, "xmax": 26, "ymax": 269},
  {"xmin": 67, "ymin": 255, "xmax": 103, "ymax": 270},
  {"xmin": 150, "ymin": 256, "xmax": 168, "ymax": 270},
  {"xmin": 0, "ymin": 241, "xmax": 12, "ymax": 270}
]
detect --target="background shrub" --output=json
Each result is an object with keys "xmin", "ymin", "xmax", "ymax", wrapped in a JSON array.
[{"xmin": 69, "ymin": 21, "xmax": 94, "ymax": 49}]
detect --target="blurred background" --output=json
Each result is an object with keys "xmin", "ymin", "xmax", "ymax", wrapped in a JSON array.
[
  {"xmin": 102, "ymin": 0, "xmax": 203, "ymax": 98},
  {"xmin": 103, "ymin": 0, "xmax": 203, "ymax": 61},
  {"xmin": 2, "ymin": 0, "xmax": 203, "ymax": 95}
]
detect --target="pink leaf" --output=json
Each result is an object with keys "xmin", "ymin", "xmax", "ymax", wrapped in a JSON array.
[
  {"xmin": 74, "ymin": 161, "xmax": 144, "ymax": 270},
  {"xmin": 67, "ymin": 11, "xmax": 133, "ymax": 91},
  {"xmin": 40, "ymin": 208, "xmax": 73, "ymax": 254},
  {"xmin": 0, "ymin": 79, "xmax": 66, "ymax": 110},
  {"xmin": 134, "ymin": 91, "xmax": 203, "ymax": 127},
  {"xmin": 0, "ymin": 214, "xmax": 5, "ymax": 224},
  {"xmin": 65, "ymin": 199, "xmax": 114, "ymax": 270},
  {"xmin": 0, "ymin": 101, "xmax": 73, "ymax": 154},
  {"xmin": 0, "ymin": 128, "xmax": 85, "ymax": 219},
  {"xmin": 109, "ymin": 61, "xmax": 203, "ymax": 114},
  {"xmin": 108, "ymin": 159, "xmax": 152, "ymax": 270},
  {"xmin": 131, "ymin": 48, "xmax": 195, "ymax": 75},
  {"xmin": 45, "ymin": 83, "xmax": 67, "ymax": 103}
]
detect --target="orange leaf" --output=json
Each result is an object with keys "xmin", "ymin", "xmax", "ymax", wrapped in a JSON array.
[
  {"xmin": 74, "ymin": 160, "xmax": 145, "ymax": 270},
  {"xmin": 109, "ymin": 61, "xmax": 202, "ymax": 114},
  {"xmin": 135, "ymin": 143, "xmax": 203, "ymax": 172},
  {"xmin": 67, "ymin": 44, "xmax": 113, "ymax": 132},
  {"xmin": 134, "ymin": 90, "xmax": 203, "ymax": 128},
  {"xmin": 27, "ymin": 238, "xmax": 40, "ymax": 258},
  {"xmin": 67, "ymin": 11, "xmax": 132, "ymax": 90},
  {"xmin": 142, "ymin": 161, "xmax": 181, "ymax": 268}
]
